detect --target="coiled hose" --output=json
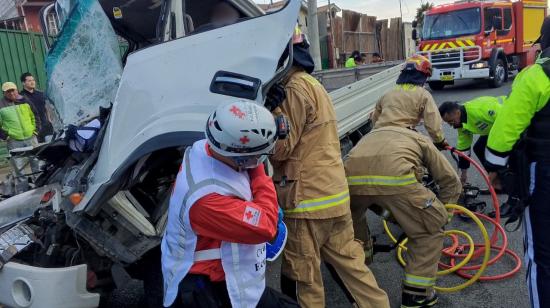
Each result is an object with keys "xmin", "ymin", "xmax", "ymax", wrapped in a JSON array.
[{"xmin": 381, "ymin": 147, "xmax": 521, "ymax": 292}]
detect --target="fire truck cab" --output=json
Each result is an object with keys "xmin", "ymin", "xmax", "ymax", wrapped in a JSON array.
[{"xmin": 418, "ymin": 0, "xmax": 547, "ymax": 90}]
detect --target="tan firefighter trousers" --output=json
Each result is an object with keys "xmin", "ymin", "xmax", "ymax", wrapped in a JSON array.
[
  {"xmin": 351, "ymin": 190, "xmax": 448, "ymax": 296},
  {"xmin": 281, "ymin": 213, "xmax": 390, "ymax": 308}
]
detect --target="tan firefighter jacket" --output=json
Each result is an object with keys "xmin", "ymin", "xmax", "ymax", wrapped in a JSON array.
[
  {"xmin": 344, "ymin": 126, "xmax": 461, "ymax": 204},
  {"xmin": 371, "ymin": 84, "xmax": 446, "ymax": 144},
  {"xmin": 270, "ymin": 69, "xmax": 349, "ymax": 219}
]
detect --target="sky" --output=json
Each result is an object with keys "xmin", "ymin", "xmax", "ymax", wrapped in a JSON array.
[
  {"xmin": 255, "ymin": 0, "xmax": 454, "ymax": 21},
  {"xmin": 328, "ymin": 0, "xmax": 451, "ymax": 21}
]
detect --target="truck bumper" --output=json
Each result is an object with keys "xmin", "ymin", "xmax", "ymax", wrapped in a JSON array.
[
  {"xmin": 430, "ymin": 65, "xmax": 490, "ymax": 82},
  {"xmin": 0, "ymin": 262, "xmax": 100, "ymax": 308}
]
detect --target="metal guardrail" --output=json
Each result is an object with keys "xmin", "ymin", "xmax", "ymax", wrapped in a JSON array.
[
  {"xmin": 330, "ymin": 63, "xmax": 404, "ymax": 138},
  {"xmin": 313, "ymin": 61, "xmax": 403, "ymax": 92}
]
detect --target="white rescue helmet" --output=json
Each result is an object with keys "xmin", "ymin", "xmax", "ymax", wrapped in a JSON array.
[{"xmin": 205, "ymin": 100, "xmax": 278, "ymax": 169}]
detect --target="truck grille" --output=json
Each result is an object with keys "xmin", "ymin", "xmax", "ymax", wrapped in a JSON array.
[
  {"xmin": 433, "ymin": 63, "xmax": 460, "ymax": 69},
  {"xmin": 419, "ymin": 46, "xmax": 481, "ymax": 66}
]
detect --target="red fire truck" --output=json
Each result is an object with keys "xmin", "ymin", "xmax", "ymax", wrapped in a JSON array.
[{"xmin": 418, "ymin": 0, "xmax": 547, "ymax": 90}]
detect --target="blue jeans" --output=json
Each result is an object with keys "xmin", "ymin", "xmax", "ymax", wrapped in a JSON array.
[{"xmin": 525, "ymin": 161, "xmax": 550, "ymax": 308}]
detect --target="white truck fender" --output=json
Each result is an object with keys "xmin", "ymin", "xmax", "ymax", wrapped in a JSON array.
[{"xmin": 0, "ymin": 262, "xmax": 100, "ymax": 308}]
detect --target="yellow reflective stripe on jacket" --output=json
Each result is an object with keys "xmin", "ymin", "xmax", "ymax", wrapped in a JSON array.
[
  {"xmin": 404, "ymin": 274, "xmax": 436, "ymax": 287},
  {"xmin": 347, "ymin": 173, "xmax": 417, "ymax": 186},
  {"xmin": 285, "ymin": 190, "xmax": 350, "ymax": 214}
]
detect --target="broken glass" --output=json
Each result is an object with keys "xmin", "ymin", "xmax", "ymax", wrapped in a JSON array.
[{"xmin": 45, "ymin": 0, "xmax": 122, "ymax": 126}]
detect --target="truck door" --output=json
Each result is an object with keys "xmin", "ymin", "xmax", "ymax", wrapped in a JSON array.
[
  {"xmin": 484, "ymin": 6, "xmax": 514, "ymax": 54},
  {"xmin": 500, "ymin": 7, "xmax": 515, "ymax": 54}
]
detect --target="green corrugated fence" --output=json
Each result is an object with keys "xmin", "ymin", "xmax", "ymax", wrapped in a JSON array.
[
  {"xmin": 0, "ymin": 30, "xmax": 47, "ymax": 169},
  {"xmin": 0, "ymin": 29, "xmax": 128, "ymax": 169},
  {"xmin": 0, "ymin": 30, "xmax": 48, "ymax": 90},
  {"xmin": 1, "ymin": 29, "xmax": 128, "ymax": 91}
]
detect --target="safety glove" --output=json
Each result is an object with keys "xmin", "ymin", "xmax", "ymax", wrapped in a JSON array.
[
  {"xmin": 264, "ymin": 83, "xmax": 286, "ymax": 112},
  {"xmin": 434, "ymin": 139, "xmax": 450, "ymax": 151},
  {"xmin": 266, "ymin": 207, "xmax": 287, "ymax": 261}
]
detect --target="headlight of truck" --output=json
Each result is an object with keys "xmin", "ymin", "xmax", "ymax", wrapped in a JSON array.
[{"xmin": 470, "ymin": 62, "xmax": 488, "ymax": 69}]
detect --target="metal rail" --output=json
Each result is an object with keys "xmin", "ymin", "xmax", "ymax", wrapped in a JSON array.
[
  {"xmin": 329, "ymin": 62, "xmax": 404, "ymax": 137},
  {"xmin": 313, "ymin": 60, "xmax": 403, "ymax": 92}
]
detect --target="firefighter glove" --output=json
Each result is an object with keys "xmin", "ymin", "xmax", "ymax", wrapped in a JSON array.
[
  {"xmin": 434, "ymin": 139, "xmax": 450, "ymax": 151},
  {"xmin": 265, "ymin": 83, "xmax": 286, "ymax": 112}
]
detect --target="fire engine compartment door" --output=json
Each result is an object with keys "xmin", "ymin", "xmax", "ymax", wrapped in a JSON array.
[{"xmin": 524, "ymin": 6, "xmax": 546, "ymax": 45}]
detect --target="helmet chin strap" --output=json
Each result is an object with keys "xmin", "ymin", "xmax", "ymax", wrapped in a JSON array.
[{"xmin": 231, "ymin": 155, "xmax": 267, "ymax": 171}]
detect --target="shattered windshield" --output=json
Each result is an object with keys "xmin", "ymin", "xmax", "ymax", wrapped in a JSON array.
[
  {"xmin": 45, "ymin": 0, "xmax": 122, "ymax": 126},
  {"xmin": 55, "ymin": 0, "xmax": 78, "ymax": 29},
  {"xmin": 422, "ymin": 8, "xmax": 481, "ymax": 40}
]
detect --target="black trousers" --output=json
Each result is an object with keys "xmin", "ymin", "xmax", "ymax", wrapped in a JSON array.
[
  {"xmin": 170, "ymin": 274, "xmax": 299, "ymax": 308},
  {"xmin": 37, "ymin": 122, "xmax": 53, "ymax": 143},
  {"xmin": 525, "ymin": 161, "xmax": 550, "ymax": 308},
  {"xmin": 458, "ymin": 135, "xmax": 487, "ymax": 170}
]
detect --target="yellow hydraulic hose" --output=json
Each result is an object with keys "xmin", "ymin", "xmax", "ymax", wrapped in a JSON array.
[
  {"xmin": 382, "ymin": 204, "xmax": 491, "ymax": 293},
  {"xmin": 394, "ymin": 230, "xmax": 475, "ymax": 276},
  {"xmin": 384, "ymin": 220, "xmax": 475, "ymax": 275}
]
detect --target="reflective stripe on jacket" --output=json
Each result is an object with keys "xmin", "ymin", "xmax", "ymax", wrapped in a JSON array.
[
  {"xmin": 0, "ymin": 98, "xmax": 36, "ymax": 140},
  {"xmin": 270, "ymin": 69, "xmax": 350, "ymax": 219},
  {"xmin": 456, "ymin": 96, "xmax": 504, "ymax": 152},
  {"xmin": 348, "ymin": 173, "xmax": 417, "ymax": 186},
  {"xmin": 344, "ymin": 126, "xmax": 461, "ymax": 204},
  {"xmin": 161, "ymin": 140, "xmax": 265, "ymax": 307}
]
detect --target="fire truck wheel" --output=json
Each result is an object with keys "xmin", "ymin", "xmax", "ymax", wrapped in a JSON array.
[
  {"xmin": 489, "ymin": 59, "xmax": 506, "ymax": 88},
  {"xmin": 428, "ymin": 81, "xmax": 445, "ymax": 91}
]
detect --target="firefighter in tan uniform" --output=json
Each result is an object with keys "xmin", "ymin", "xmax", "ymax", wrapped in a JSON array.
[
  {"xmin": 266, "ymin": 28, "xmax": 389, "ymax": 308},
  {"xmin": 354, "ymin": 55, "xmax": 449, "ymax": 265},
  {"xmin": 371, "ymin": 55, "xmax": 448, "ymax": 149},
  {"xmin": 345, "ymin": 126, "xmax": 461, "ymax": 308}
]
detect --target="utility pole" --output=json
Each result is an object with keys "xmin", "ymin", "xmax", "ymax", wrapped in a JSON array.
[
  {"xmin": 327, "ymin": 0, "xmax": 336, "ymax": 68},
  {"xmin": 307, "ymin": 0, "xmax": 322, "ymax": 71}
]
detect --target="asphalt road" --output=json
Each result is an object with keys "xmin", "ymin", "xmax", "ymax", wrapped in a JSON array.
[
  {"xmin": 109, "ymin": 78, "xmax": 527, "ymax": 308},
  {"xmin": 265, "ymin": 78, "xmax": 530, "ymax": 308}
]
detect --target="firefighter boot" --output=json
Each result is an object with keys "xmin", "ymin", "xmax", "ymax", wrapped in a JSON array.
[{"xmin": 401, "ymin": 290, "xmax": 438, "ymax": 308}]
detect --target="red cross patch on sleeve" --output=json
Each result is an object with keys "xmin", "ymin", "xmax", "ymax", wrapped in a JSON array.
[{"xmin": 243, "ymin": 206, "xmax": 261, "ymax": 226}]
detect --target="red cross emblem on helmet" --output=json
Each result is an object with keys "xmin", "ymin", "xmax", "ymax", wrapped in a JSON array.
[
  {"xmin": 240, "ymin": 136, "xmax": 250, "ymax": 144},
  {"xmin": 406, "ymin": 54, "xmax": 433, "ymax": 77},
  {"xmin": 230, "ymin": 105, "xmax": 246, "ymax": 119}
]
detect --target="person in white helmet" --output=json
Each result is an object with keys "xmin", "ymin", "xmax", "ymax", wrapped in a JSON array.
[{"xmin": 161, "ymin": 100, "xmax": 298, "ymax": 308}]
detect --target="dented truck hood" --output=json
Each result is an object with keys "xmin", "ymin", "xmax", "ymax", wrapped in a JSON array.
[{"xmin": 72, "ymin": 0, "xmax": 300, "ymax": 212}]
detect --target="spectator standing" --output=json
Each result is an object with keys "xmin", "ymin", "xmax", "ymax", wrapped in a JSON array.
[
  {"xmin": 20, "ymin": 73, "xmax": 53, "ymax": 143},
  {"xmin": 1, "ymin": 82, "xmax": 40, "ymax": 177}
]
